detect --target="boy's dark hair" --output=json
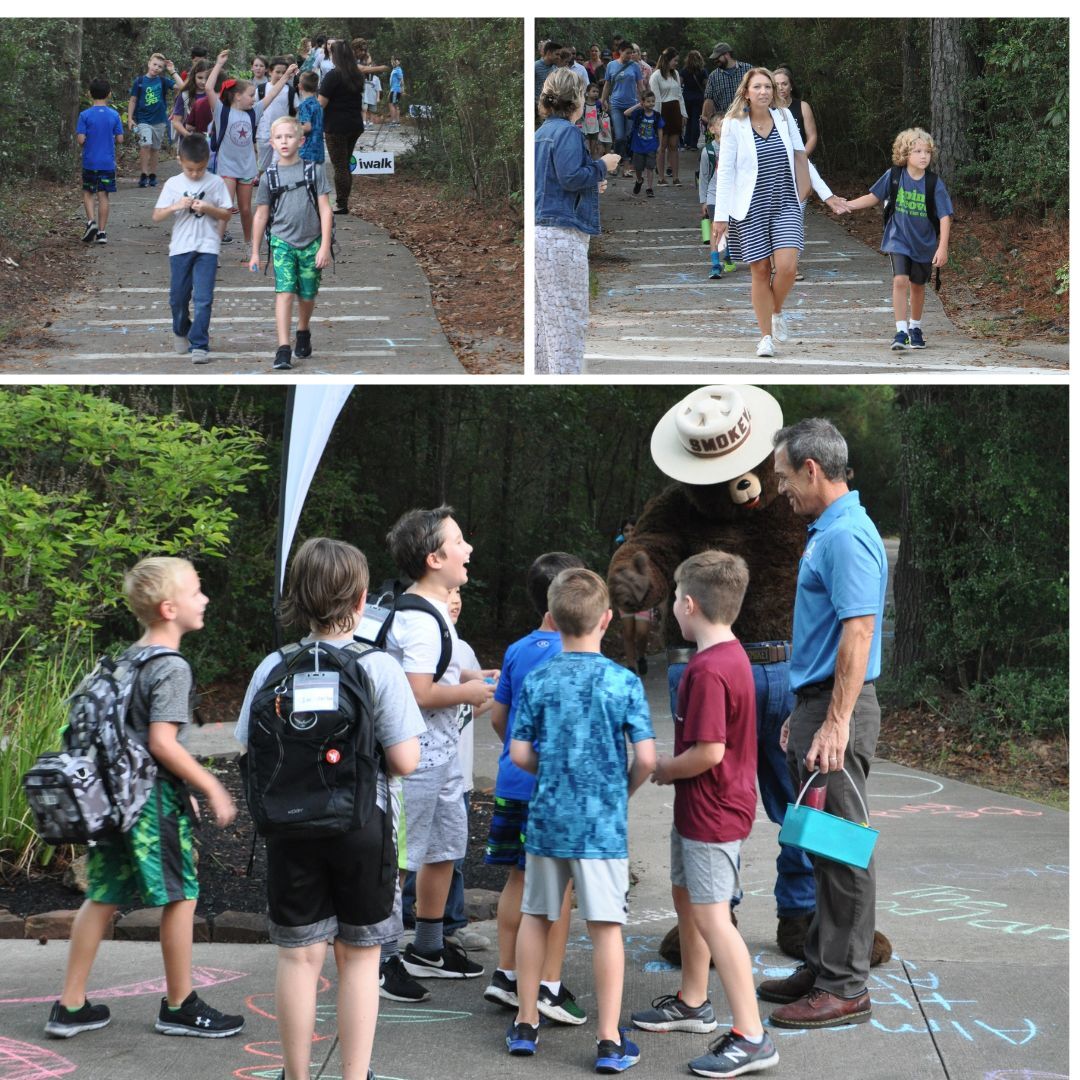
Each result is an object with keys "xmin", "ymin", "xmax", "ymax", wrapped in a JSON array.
[
  {"xmin": 674, "ymin": 551, "xmax": 749, "ymax": 627},
  {"xmin": 178, "ymin": 133, "xmax": 210, "ymax": 163},
  {"xmin": 89, "ymin": 78, "xmax": 111, "ymax": 100},
  {"xmin": 299, "ymin": 70, "xmax": 319, "ymax": 93},
  {"xmin": 269, "ymin": 55, "xmax": 292, "ymax": 71},
  {"xmin": 282, "ymin": 537, "xmax": 370, "ymax": 635},
  {"xmin": 190, "ymin": 45, "xmax": 209, "ymax": 59},
  {"xmin": 386, "ymin": 505, "xmax": 456, "ymax": 582},
  {"xmin": 548, "ymin": 568, "xmax": 608, "ymax": 638},
  {"xmin": 526, "ymin": 552, "xmax": 585, "ymax": 616},
  {"xmin": 315, "ymin": 35, "xmax": 328, "ymax": 47}
]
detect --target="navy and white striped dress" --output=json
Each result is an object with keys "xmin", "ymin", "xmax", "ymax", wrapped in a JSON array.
[{"xmin": 726, "ymin": 124, "xmax": 804, "ymax": 263}]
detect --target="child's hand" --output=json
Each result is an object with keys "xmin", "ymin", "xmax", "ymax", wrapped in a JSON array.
[
  {"xmin": 462, "ymin": 679, "xmax": 495, "ymax": 707},
  {"xmin": 315, "ymin": 244, "xmax": 331, "ymax": 270},
  {"xmin": 701, "ymin": 203, "xmax": 708, "ymax": 216},
  {"xmin": 598, "ymin": 180, "xmax": 608, "ymax": 194},
  {"xmin": 190, "ymin": 198, "xmax": 207, "ymax": 214},
  {"xmin": 206, "ymin": 779, "xmax": 237, "ymax": 827},
  {"xmin": 248, "ymin": 253, "xmax": 260, "ymax": 273},
  {"xmin": 779, "ymin": 718, "xmax": 790, "ymax": 753},
  {"xmin": 285, "ymin": 63, "xmax": 299, "ymax": 78},
  {"xmin": 932, "ymin": 247, "xmax": 948, "ymax": 268},
  {"xmin": 216, "ymin": 49, "xmax": 230, "ymax": 65},
  {"xmin": 176, "ymin": 196, "xmax": 194, "ymax": 212},
  {"xmin": 651, "ymin": 753, "xmax": 675, "ymax": 785},
  {"xmin": 825, "ymin": 195, "xmax": 849, "ymax": 215},
  {"xmin": 601, "ymin": 152, "xmax": 620, "ymax": 173}
]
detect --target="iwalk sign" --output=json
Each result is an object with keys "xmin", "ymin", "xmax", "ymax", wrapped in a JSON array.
[{"xmin": 350, "ymin": 153, "xmax": 395, "ymax": 175}]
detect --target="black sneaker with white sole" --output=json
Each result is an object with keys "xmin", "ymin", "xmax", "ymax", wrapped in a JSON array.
[
  {"xmin": 402, "ymin": 940, "xmax": 484, "ymax": 979},
  {"xmin": 483, "ymin": 969, "xmax": 519, "ymax": 1009},
  {"xmin": 154, "ymin": 991, "xmax": 244, "ymax": 1037},
  {"xmin": 45, "ymin": 999, "xmax": 111, "ymax": 1038},
  {"xmin": 81, "ymin": 220, "xmax": 98, "ymax": 243},
  {"xmin": 273, "ymin": 345, "xmax": 293, "ymax": 370},
  {"xmin": 379, "ymin": 954, "xmax": 431, "ymax": 1002}
]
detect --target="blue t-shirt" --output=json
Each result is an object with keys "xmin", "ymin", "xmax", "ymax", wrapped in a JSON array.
[
  {"xmin": 297, "ymin": 96, "xmax": 325, "ymax": 162},
  {"xmin": 493, "ymin": 630, "xmax": 562, "ymax": 801},
  {"xmin": 869, "ymin": 167, "xmax": 953, "ymax": 263},
  {"xmin": 78, "ymin": 105, "xmax": 123, "ymax": 171},
  {"xmin": 790, "ymin": 491, "xmax": 888, "ymax": 691},
  {"xmin": 605, "ymin": 60, "xmax": 643, "ymax": 109},
  {"xmin": 629, "ymin": 109, "xmax": 663, "ymax": 154},
  {"xmin": 512, "ymin": 652, "xmax": 654, "ymax": 859},
  {"xmin": 390, "ymin": 66, "xmax": 404, "ymax": 93},
  {"xmin": 130, "ymin": 74, "xmax": 176, "ymax": 125}
]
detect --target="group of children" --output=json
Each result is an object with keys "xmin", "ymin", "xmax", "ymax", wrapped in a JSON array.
[{"xmin": 44, "ymin": 507, "xmax": 787, "ymax": 1079}]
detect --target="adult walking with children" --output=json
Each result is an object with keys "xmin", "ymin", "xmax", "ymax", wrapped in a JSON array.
[
  {"xmin": 712, "ymin": 68, "xmax": 849, "ymax": 357},
  {"xmin": 649, "ymin": 48, "xmax": 686, "ymax": 186},
  {"xmin": 701, "ymin": 42, "xmax": 751, "ymax": 125}
]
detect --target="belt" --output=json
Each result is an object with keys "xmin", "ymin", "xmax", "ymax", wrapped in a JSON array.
[
  {"xmin": 667, "ymin": 641, "xmax": 792, "ymax": 667},
  {"xmin": 795, "ymin": 677, "xmax": 876, "ymax": 699}
]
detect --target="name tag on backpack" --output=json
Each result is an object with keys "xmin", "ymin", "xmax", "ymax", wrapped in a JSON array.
[{"xmin": 292, "ymin": 671, "xmax": 340, "ymax": 712}]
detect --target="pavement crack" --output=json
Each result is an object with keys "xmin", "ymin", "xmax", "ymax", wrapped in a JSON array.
[{"xmin": 900, "ymin": 957, "xmax": 951, "ymax": 1078}]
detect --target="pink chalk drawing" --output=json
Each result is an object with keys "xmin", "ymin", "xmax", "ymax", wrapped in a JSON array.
[
  {"xmin": 0, "ymin": 966, "xmax": 247, "ymax": 1006},
  {"xmin": 871, "ymin": 803, "xmax": 1044, "ymax": 820},
  {"xmin": 0, "ymin": 1036, "xmax": 77, "ymax": 1080}
]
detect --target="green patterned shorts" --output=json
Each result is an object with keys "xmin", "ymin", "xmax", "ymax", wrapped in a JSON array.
[
  {"xmin": 270, "ymin": 235, "xmax": 322, "ymax": 299},
  {"xmin": 86, "ymin": 780, "xmax": 198, "ymax": 906}
]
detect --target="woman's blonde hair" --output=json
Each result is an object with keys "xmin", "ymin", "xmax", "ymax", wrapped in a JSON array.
[
  {"xmin": 892, "ymin": 127, "xmax": 937, "ymax": 166},
  {"xmin": 724, "ymin": 66, "xmax": 778, "ymax": 121},
  {"xmin": 538, "ymin": 68, "xmax": 584, "ymax": 119}
]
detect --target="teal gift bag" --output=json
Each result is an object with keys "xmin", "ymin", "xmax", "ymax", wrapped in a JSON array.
[{"xmin": 778, "ymin": 768, "xmax": 879, "ymax": 869}]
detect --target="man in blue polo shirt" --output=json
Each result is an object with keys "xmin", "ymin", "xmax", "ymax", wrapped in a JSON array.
[{"xmin": 757, "ymin": 417, "xmax": 887, "ymax": 1030}]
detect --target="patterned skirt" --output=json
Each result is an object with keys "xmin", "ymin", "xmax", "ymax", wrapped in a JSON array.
[{"xmin": 535, "ymin": 224, "xmax": 590, "ymax": 375}]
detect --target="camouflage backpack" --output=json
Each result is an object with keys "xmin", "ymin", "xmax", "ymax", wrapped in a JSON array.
[{"xmin": 22, "ymin": 646, "xmax": 182, "ymax": 845}]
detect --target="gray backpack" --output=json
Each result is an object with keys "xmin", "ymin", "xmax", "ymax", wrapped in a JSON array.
[{"xmin": 22, "ymin": 646, "xmax": 182, "ymax": 845}]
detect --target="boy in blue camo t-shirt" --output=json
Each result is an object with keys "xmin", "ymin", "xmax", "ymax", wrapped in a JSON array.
[
  {"xmin": 845, "ymin": 126, "xmax": 953, "ymax": 351},
  {"xmin": 508, "ymin": 568, "xmax": 656, "ymax": 1072}
]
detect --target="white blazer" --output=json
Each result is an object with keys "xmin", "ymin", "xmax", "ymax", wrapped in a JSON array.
[{"xmin": 714, "ymin": 107, "xmax": 832, "ymax": 223}]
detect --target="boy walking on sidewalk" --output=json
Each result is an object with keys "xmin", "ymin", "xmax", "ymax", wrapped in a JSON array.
[{"xmin": 77, "ymin": 79, "xmax": 124, "ymax": 245}]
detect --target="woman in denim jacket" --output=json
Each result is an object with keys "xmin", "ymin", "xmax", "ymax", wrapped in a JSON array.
[{"xmin": 535, "ymin": 68, "xmax": 619, "ymax": 374}]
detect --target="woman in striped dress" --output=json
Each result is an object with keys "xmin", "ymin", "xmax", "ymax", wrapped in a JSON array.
[{"xmin": 713, "ymin": 68, "xmax": 848, "ymax": 357}]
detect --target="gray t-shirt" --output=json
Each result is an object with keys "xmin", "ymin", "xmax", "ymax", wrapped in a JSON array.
[
  {"xmin": 254, "ymin": 159, "xmax": 331, "ymax": 248},
  {"xmin": 120, "ymin": 645, "xmax": 195, "ymax": 750},
  {"xmin": 234, "ymin": 639, "xmax": 425, "ymax": 811}
]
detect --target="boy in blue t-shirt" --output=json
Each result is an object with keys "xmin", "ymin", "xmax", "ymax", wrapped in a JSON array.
[
  {"xmin": 77, "ymin": 79, "xmax": 124, "ymax": 244},
  {"xmin": 296, "ymin": 71, "xmax": 325, "ymax": 162},
  {"xmin": 624, "ymin": 92, "xmax": 664, "ymax": 197},
  {"xmin": 127, "ymin": 52, "xmax": 178, "ymax": 188},
  {"xmin": 844, "ymin": 126, "xmax": 953, "ymax": 350},
  {"xmin": 508, "ymin": 568, "xmax": 656, "ymax": 1072},
  {"xmin": 483, "ymin": 552, "xmax": 586, "ymax": 1026},
  {"xmin": 388, "ymin": 58, "xmax": 405, "ymax": 124}
]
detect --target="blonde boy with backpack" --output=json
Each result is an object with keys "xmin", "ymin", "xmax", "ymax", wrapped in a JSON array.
[
  {"xmin": 45, "ymin": 557, "xmax": 243, "ymax": 1041},
  {"xmin": 235, "ymin": 537, "xmax": 423, "ymax": 1080}
]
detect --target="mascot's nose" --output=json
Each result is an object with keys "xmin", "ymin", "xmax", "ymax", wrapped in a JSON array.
[{"xmin": 729, "ymin": 471, "xmax": 763, "ymax": 507}]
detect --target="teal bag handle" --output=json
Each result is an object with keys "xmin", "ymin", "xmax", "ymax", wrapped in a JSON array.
[{"xmin": 794, "ymin": 768, "xmax": 871, "ymax": 826}]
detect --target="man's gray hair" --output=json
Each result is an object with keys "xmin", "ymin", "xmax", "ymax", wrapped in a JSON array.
[{"xmin": 773, "ymin": 418, "xmax": 849, "ymax": 481}]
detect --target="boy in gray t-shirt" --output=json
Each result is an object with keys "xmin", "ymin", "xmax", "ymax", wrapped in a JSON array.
[{"xmin": 249, "ymin": 115, "xmax": 333, "ymax": 370}]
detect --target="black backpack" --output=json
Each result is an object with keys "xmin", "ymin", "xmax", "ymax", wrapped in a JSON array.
[
  {"xmin": 263, "ymin": 160, "xmax": 336, "ymax": 274},
  {"xmin": 241, "ymin": 640, "xmax": 381, "ymax": 838},
  {"xmin": 882, "ymin": 165, "xmax": 942, "ymax": 288},
  {"xmin": 356, "ymin": 580, "xmax": 452, "ymax": 683}
]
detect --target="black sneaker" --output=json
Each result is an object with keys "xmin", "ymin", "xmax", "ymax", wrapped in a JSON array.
[
  {"xmin": 82, "ymin": 220, "xmax": 98, "ymax": 243},
  {"xmin": 402, "ymin": 940, "xmax": 484, "ymax": 979},
  {"xmin": 294, "ymin": 329, "xmax": 312, "ymax": 358},
  {"xmin": 379, "ymin": 955, "xmax": 431, "ymax": 1002},
  {"xmin": 538, "ymin": 983, "xmax": 587, "ymax": 1025},
  {"xmin": 633, "ymin": 180, "xmax": 643, "ymax": 195},
  {"xmin": 483, "ymin": 969, "xmax": 519, "ymax": 1009},
  {"xmin": 273, "ymin": 345, "xmax": 293, "ymax": 370},
  {"xmin": 646, "ymin": 189, "xmax": 655, "ymax": 198},
  {"xmin": 45, "ymin": 999, "xmax": 111, "ymax": 1038},
  {"xmin": 148, "ymin": 174, "xmax": 158, "ymax": 187},
  {"xmin": 154, "ymin": 991, "xmax": 244, "ymax": 1037},
  {"xmin": 333, "ymin": 206, "xmax": 350, "ymax": 215},
  {"xmin": 138, "ymin": 173, "xmax": 149, "ymax": 188},
  {"xmin": 220, "ymin": 231, "xmax": 235, "ymax": 245},
  {"xmin": 890, "ymin": 330, "xmax": 910, "ymax": 351},
  {"xmin": 637, "ymin": 657, "xmax": 648, "ymax": 676},
  {"xmin": 95, "ymin": 232, "xmax": 107, "ymax": 244},
  {"xmin": 506, "ymin": 1020, "xmax": 539, "ymax": 1055}
]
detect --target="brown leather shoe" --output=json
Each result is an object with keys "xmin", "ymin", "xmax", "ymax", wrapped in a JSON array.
[
  {"xmin": 769, "ymin": 987, "xmax": 872, "ymax": 1028},
  {"xmin": 756, "ymin": 964, "xmax": 816, "ymax": 1004}
]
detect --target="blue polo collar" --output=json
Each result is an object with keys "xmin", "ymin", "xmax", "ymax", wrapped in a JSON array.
[{"xmin": 807, "ymin": 489, "xmax": 862, "ymax": 535}]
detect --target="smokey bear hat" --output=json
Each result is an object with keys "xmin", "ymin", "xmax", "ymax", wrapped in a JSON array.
[{"xmin": 650, "ymin": 385, "xmax": 783, "ymax": 484}]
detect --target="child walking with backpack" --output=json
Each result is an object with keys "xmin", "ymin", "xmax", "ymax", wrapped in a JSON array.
[
  {"xmin": 43, "ymin": 557, "xmax": 243, "ymax": 1041},
  {"xmin": 77, "ymin": 78, "xmax": 124, "ymax": 245},
  {"xmin": 235, "ymin": 538, "xmax": 424, "ymax": 1080},
  {"xmin": 127, "ymin": 52, "xmax": 178, "ymax": 188},
  {"xmin": 698, "ymin": 114, "xmax": 736, "ymax": 279},
  {"xmin": 624, "ymin": 91, "xmax": 664, "ymax": 197},
  {"xmin": 248, "ymin": 115, "xmax": 333, "ymax": 370},
  {"xmin": 842, "ymin": 127, "xmax": 953, "ymax": 350}
]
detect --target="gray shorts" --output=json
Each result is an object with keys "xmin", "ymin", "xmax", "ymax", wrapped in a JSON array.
[
  {"xmin": 399, "ymin": 757, "xmax": 467, "ymax": 869},
  {"xmin": 632, "ymin": 151, "xmax": 657, "ymax": 173},
  {"xmin": 135, "ymin": 122, "xmax": 167, "ymax": 150},
  {"xmin": 522, "ymin": 854, "xmax": 629, "ymax": 924},
  {"xmin": 670, "ymin": 828, "xmax": 742, "ymax": 905}
]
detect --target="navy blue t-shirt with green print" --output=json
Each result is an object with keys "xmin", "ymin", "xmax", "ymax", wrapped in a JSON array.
[
  {"xmin": 512, "ymin": 651, "xmax": 654, "ymax": 859},
  {"xmin": 869, "ymin": 167, "xmax": 953, "ymax": 264}
]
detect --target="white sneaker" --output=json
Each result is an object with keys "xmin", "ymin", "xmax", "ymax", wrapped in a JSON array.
[
  {"xmin": 772, "ymin": 312, "xmax": 790, "ymax": 342},
  {"xmin": 756, "ymin": 335, "xmax": 776, "ymax": 357},
  {"xmin": 173, "ymin": 334, "xmax": 189, "ymax": 355}
]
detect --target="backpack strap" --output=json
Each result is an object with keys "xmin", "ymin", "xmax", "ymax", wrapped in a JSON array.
[
  {"xmin": 882, "ymin": 164, "xmax": 903, "ymax": 229},
  {"xmin": 390, "ymin": 594, "xmax": 453, "ymax": 683}
]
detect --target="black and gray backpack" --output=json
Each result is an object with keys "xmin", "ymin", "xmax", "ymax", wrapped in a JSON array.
[{"xmin": 22, "ymin": 646, "xmax": 181, "ymax": 845}]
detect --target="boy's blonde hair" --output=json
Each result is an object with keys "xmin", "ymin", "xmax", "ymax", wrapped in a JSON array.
[
  {"xmin": 271, "ymin": 115, "xmax": 303, "ymax": 136},
  {"xmin": 149, "ymin": 52, "xmax": 166, "ymax": 64},
  {"xmin": 123, "ymin": 557, "xmax": 194, "ymax": 627},
  {"xmin": 674, "ymin": 550, "xmax": 749, "ymax": 627},
  {"xmin": 548, "ymin": 568, "xmax": 608, "ymax": 637},
  {"xmin": 281, "ymin": 537, "xmax": 369, "ymax": 635},
  {"xmin": 892, "ymin": 127, "xmax": 936, "ymax": 167}
]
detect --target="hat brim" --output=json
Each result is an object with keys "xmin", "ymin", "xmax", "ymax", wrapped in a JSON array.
[{"xmin": 650, "ymin": 385, "xmax": 783, "ymax": 484}]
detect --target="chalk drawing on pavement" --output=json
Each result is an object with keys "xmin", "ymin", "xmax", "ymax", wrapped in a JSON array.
[
  {"xmin": 909, "ymin": 863, "xmax": 1068, "ymax": 883},
  {"xmin": 866, "ymin": 770, "xmax": 945, "ymax": 798},
  {"xmin": 871, "ymin": 803, "xmax": 1044, "ymax": 820},
  {"xmin": 879, "ymin": 886, "xmax": 1068, "ymax": 940},
  {"xmin": 0, "ymin": 967, "xmax": 248, "ymax": 1006},
  {"xmin": 0, "ymin": 1036, "xmax": 77, "ymax": 1079}
]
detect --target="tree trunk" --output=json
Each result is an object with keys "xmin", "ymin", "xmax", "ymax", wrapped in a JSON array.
[
  {"xmin": 930, "ymin": 19, "xmax": 974, "ymax": 187},
  {"xmin": 57, "ymin": 19, "xmax": 84, "ymax": 163},
  {"xmin": 901, "ymin": 20, "xmax": 919, "ymax": 118}
]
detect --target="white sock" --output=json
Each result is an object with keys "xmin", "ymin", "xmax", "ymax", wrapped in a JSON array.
[
  {"xmin": 909, "ymin": 319, "xmax": 921, "ymax": 329},
  {"xmin": 540, "ymin": 979, "xmax": 561, "ymax": 996},
  {"xmin": 740, "ymin": 1030, "xmax": 765, "ymax": 1045},
  {"xmin": 896, "ymin": 321, "xmax": 907, "ymax": 333},
  {"xmin": 499, "ymin": 968, "xmax": 517, "ymax": 980}
]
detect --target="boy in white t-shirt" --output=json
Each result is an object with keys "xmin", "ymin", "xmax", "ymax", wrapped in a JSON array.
[{"xmin": 150, "ymin": 134, "xmax": 233, "ymax": 362}]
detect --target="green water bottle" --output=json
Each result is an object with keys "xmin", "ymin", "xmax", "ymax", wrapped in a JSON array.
[{"xmin": 701, "ymin": 214, "xmax": 711, "ymax": 244}]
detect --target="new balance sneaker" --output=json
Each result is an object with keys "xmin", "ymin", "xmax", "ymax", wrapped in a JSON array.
[
  {"xmin": 688, "ymin": 1030, "xmax": 779, "ymax": 1078},
  {"xmin": 908, "ymin": 326, "xmax": 926, "ymax": 349},
  {"xmin": 294, "ymin": 328, "xmax": 313, "ymax": 359},
  {"xmin": 81, "ymin": 220, "xmax": 98, "ymax": 243},
  {"xmin": 45, "ymin": 999, "xmax": 111, "ymax": 1038},
  {"xmin": 631, "ymin": 993, "xmax": 717, "ymax": 1033},
  {"xmin": 402, "ymin": 940, "xmax": 484, "ymax": 979},
  {"xmin": 379, "ymin": 955, "xmax": 431, "ymax": 1002},
  {"xmin": 483, "ymin": 969, "xmax": 519, "ymax": 1009},
  {"xmin": 891, "ymin": 330, "xmax": 910, "ymax": 350},
  {"xmin": 506, "ymin": 1021, "xmax": 539, "ymax": 1055},
  {"xmin": 756, "ymin": 335, "xmax": 776, "ymax": 357},
  {"xmin": 154, "ymin": 992, "xmax": 244, "ymax": 1037},
  {"xmin": 596, "ymin": 1032, "xmax": 641, "ymax": 1074},
  {"xmin": 771, "ymin": 312, "xmax": 790, "ymax": 343},
  {"xmin": 538, "ymin": 983, "xmax": 587, "ymax": 1025},
  {"xmin": 445, "ymin": 927, "xmax": 491, "ymax": 951}
]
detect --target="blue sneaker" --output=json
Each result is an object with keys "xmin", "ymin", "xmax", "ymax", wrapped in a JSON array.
[
  {"xmin": 138, "ymin": 174, "xmax": 149, "ymax": 188},
  {"xmin": 890, "ymin": 330, "xmax": 910, "ymax": 350},
  {"xmin": 596, "ymin": 1032, "xmax": 640, "ymax": 1073},
  {"xmin": 688, "ymin": 1030, "xmax": 779, "ymax": 1077},
  {"xmin": 908, "ymin": 326, "xmax": 926, "ymax": 348},
  {"xmin": 148, "ymin": 174, "xmax": 158, "ymax": 187},
  {"xmin": 506, "ymin": 1021, "xmax": 539, "ymax": 1055},
  {"xmin": 709, "ymin": 265, "xmax": 722, "ymax": 280}
]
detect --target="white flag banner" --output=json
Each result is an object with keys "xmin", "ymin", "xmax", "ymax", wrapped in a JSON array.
[{"xmin": 278, "ymin": 386, "xmax": 354, "ymax": 590}]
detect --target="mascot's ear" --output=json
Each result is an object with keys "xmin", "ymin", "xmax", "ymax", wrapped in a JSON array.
[
  {"xmin": 728, "ymin": 471, "xmax": 763, "ymax": 507},
  {"xmin": 632, "ymin": 550, "xmax": 651, "ymax": 575}
]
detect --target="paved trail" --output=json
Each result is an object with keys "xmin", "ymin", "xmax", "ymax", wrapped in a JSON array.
[
  {"xmin": 585, "ymin": 148, "xmax": 1063, "ymax": 376},
  {"xmin": 2, "ymin": 126, "xmax": 463, "ymax": 375}
]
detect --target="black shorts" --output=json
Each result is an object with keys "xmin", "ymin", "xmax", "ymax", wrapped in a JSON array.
[
  {"xmin": 265, "ymin": 808, "xmax": 396, "ymax": 947},
  {"xmin": 890, "ymin": 253, "xmax": 932, "ymax": 286}
]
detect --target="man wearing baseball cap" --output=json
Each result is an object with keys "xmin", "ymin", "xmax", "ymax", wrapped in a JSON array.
[{"xmin": 701, "ymin": 42, "xmax": 751, "ymax": 124}]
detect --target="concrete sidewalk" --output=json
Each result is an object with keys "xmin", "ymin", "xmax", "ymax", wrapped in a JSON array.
[{"xmin": 0, "ymin": 659, "xmax": 1068, "ymax": 1079}]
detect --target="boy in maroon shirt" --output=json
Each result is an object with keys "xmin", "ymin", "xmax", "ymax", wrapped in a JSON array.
[{"xmin": 634, "ymin": 550, "xmax": 779, "ymax": 1078}]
